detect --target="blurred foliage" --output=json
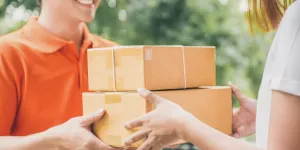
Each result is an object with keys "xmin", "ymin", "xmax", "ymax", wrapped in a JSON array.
[{"xmin": 0, "ymin": 0, "xmax": 275, "ymax": 147}]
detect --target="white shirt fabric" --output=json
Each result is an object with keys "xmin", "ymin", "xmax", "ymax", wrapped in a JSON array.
[{"xmin": 256, "ymin": 0, "xmax": 300, "ymax": 148}]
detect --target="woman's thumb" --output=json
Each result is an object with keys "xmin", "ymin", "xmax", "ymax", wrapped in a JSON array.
[
  {"xmin": 228, "ymin": 81, "xmax": 246, "ymax": 103},
  {"xmin": 137, "ymin": 88, "xmax": 163, "ymax": 104}
]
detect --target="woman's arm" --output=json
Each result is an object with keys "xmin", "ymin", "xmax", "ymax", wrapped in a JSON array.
[
  {"xmin": 185, "ymin": 90, "xmax": 300, "ymax": 150},
  {"xmin": 181, "ymin": 112, "xmax": 262, "ymax": 150},
  {"xmin": 124, "ymin": 89, "xmax": 300, "ymax": 150},
  {"xmin": 267, "ymin": 90, "xmax": 300, "ymax": 150}
]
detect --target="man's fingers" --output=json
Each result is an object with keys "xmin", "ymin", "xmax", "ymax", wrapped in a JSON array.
[
  {"xmin": 80, "ymin": 108, "xmax": 106, "ymax": 126},
  {"xmin": 137, "ymin": 136, "xmax": 157, "ymax": 150},
  {"xmin": 124, "ymin": 114, "xmax": 149, "ymax": 129},
  {"xmin": 228, "ymin": 82, "xmax": 246, "ymax": 103},
  {"xmin": 137, "ymin": 88, "xmax": 163, "ymax": 104},
  {"xmin": 123, "ymin": 129, "xmax": 152, "ymax": 146}
]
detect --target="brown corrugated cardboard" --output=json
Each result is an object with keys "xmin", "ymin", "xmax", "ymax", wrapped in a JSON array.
[
  {"xmin": 87, "ymin": 46, "xmax": 216, "ymax": 92},
  {"xmin": 82, "ymin": 86, "xmax": 232, "ymax": 148}
]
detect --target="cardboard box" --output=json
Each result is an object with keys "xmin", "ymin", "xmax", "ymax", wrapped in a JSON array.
[
  {"xmin": 87, "ymin": 46, "xmax": 216, "ymax": 92},
  {"xmin": 82, "ymin": 87, "xmax": 232, "ymax": 148}
]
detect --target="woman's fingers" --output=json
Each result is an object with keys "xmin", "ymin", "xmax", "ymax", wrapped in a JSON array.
[
  {"xmin": 137, "ymin": 88, "xmax": 164, "ymax": 105},
  {"xmin": 228, "ymin": 82, "xmax": 247, "ymax": 103},
  {"xmin": 124, "ymin": 114, "xmax": 149, "ymax": 129},
  {"xmin": 150, "ymin": 143, "xmax": 164, "ymax": 150},
  {"xmin": 137, "ymin": 136, "xmax": 157, "ymax": 150},
  {"xmin": 232, "ymin": 109, "xmax": 243, "ymax": 129},
  {"xmin": 232, "ymin": 125, "xmax": 246, "ymax": 138},
  {"xmin": 123, "ymin": 128, "xmax": 152, "ymax": 146}
]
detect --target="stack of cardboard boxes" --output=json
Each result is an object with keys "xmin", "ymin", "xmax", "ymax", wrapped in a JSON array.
[{"xmin": 82, "ymin": 45, "xmax": 232, "ymax": 148}]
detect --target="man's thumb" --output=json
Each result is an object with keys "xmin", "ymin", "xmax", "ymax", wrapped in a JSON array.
[
  {"xmin": 81, "ymin": 108, "xmax": 105, "ymax": 126},
  {"xmin": 137, "ymin": 88, "xmax": 163, "ymax": 104}
]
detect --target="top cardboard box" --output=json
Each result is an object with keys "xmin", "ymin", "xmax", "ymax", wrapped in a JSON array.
[{"xmin": 87, "ymin": 45, "xmax": 216, "ymax": 92}]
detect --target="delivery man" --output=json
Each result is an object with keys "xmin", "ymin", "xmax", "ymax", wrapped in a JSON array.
[{"xmin": 0, "ymin": 0, "xmax": 122, "ymax": 149}]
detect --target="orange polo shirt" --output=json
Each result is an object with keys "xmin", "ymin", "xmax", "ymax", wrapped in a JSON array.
[{"xmin": 0, "ymin": 17, "xmax": 118, "ymax": 136}]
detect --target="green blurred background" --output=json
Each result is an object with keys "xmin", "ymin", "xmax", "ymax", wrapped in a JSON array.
[{"xmin": 0, "ymin": 0, "xmax": 275, "ymax": 149}]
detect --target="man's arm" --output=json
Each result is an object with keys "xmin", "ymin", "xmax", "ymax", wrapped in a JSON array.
[
  {"xmin": 0, "ymin": 44, "xmax": 120, "ymax": 150},
  {"xmin": 0, "ymin": 108, "xmax": 118, "ymax": 150},
  {"xmin": 0, "ymin": 133, "xmax": 59, "ymax": 150},
  {"xmin": 0, "ymin": 45, "xmax": 21, "ymax": 135},
  {"xmin": 0, "ymin": 43, "xmax": 59, "ymax": 149}
]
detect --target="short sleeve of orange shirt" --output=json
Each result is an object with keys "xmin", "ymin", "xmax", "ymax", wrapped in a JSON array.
[{"xmin": 0, "ymin": 17, "xmax": 118, "ymax": 136}]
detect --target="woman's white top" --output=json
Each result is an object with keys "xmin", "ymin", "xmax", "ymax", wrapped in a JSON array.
[{"xmin": 256, "ymin": 0, "xmax": 300, "ymax": 148}]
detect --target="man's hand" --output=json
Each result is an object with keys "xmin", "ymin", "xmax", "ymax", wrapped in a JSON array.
[
  {"xmin": 44, "ymin": 108, "xmax": 120, "ymax": 150},
  {"xmin": 229, "ymin": 82, "xmax": 257, "ymax": 138}
]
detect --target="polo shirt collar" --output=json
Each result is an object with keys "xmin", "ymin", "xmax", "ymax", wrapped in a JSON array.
[{"xmin": 23, "ymin": 16, "xmax": 93, "ymax": 53}]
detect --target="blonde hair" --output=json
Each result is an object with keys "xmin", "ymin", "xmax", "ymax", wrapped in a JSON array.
[{"xmin": 247, "ymin": 0, "xmax": 294, "ymax": 34}]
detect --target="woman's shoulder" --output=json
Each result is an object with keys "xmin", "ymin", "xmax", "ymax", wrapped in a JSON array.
[
  {"xmin": 274, "ymin": 1, "xmax": 300, "ymax": 48},
  {"xmin": 266, "ymin": 0, "xmax": 300, "ymax": 97},
  {"xmin": 280, "ymin": 1, "xmax": 300, "ymax": 26}
]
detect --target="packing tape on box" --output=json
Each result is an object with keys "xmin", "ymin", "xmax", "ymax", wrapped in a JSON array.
[
  {"xmin": 181, "ymin": 46, "xmax": 187, "ymax": 89},
  {"xmin": 108, "ymin": 77, "xmax": 125, "ymax": 91},
  {"xmin": 107, "ymin": 45, "xmax": 187, "ymax": 91},
  {"xmin": 108, "ymin": 77, "xmax": 114, "ymax": 91},
  {"xmin": 110, "ymin": 46, "xmax": 144, "ymax": 92},
  {"xmin": 116, "ymin": 77, "xmax": 124, "ymax": 91},
  {"xmin": 111, "ymin": 47, "xmax": 117, "ymax": 92},
  {"xmin": 105, "ymin": 93, "xmax": 121, "ymax": 104}
]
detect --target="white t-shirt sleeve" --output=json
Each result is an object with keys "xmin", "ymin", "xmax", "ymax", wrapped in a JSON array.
[{"xmin": 270, "ymin": 2, "xmax": 300, "ymax": 97}]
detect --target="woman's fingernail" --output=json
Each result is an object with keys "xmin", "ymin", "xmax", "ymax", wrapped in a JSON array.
[
  {"xmin": 122, "ymin": 139, "xmax": 130, "ymax": 147},
  {"xmin": 96, "ymin": 108, "xmax": 104, "ymax": 114},
  {"xmin": 124, "ymin": 122, "xmax": 131, "ymax": 128},
  {"xmin": 137, "ymin": 88, "xmax": 146, "ymax": 93}
]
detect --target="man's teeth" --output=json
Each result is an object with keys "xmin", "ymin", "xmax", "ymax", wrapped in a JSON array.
[{"xmin": 77, "ymin": 0, "xmax": 94, "ymax": 5}]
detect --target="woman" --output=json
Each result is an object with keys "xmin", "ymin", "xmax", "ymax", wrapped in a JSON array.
[{"xmin": 122, "ymin": 0, "xmax": 300, "ymax": 150}]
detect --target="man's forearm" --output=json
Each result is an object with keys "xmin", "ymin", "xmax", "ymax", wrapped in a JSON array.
[
  {"xmin": 181, "ymin": 116, "xmax": 264, "ymax": 150},
  {"xmin": 0, "ymin": 132, "xmax": 60, "ymax": 150}
]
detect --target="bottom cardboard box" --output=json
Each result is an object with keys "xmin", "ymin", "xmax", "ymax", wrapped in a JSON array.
[{"xmin": 82, "ymin": 86, "xmax": 232, "ymax": 148}]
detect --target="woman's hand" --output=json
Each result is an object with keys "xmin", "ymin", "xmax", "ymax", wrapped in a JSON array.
[
  {"xmin": 123, "ymin": 88, "xmax": 194, "ymax": 150},
  {"xmin": 229, "ymin": 82, "xmax": 257, "ymax": 138}
]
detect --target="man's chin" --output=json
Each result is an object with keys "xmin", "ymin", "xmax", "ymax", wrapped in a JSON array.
[{"xmin": 80, "ymin": 15, "xmax": 95, "ymax": 23}]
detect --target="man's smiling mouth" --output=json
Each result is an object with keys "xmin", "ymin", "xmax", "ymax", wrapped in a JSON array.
[{"xmin": 76, "ymin": 0, "xmax": 94, "ymax": 5}]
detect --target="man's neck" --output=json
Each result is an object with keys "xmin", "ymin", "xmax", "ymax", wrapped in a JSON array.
[{"xmin": 37, "ymin": 12, "xmax": 83, "ymax": 51}]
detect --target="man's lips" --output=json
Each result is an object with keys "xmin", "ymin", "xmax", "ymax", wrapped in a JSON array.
[{"xmin": 76, "ymin": 0, "xmax": 94, "ymax": 5}]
